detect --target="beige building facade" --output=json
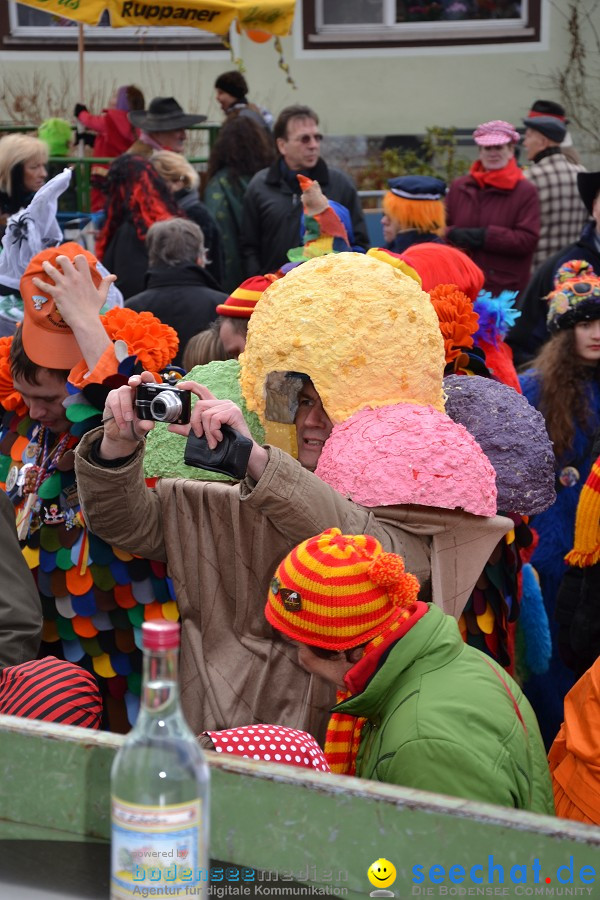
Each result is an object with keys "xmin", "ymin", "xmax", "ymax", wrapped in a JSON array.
[{"xmin": 0, "ymin": 1, "xmax": 597, "ymax": 161}]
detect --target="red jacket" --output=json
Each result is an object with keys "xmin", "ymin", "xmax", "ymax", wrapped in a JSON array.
[
  {"xmin": 446, "ymin": 174, "xmax": 540, "ymax": 295},
  {"xmin": 77, "ymin": 108, "xmax": 137, "ymax": 159}
]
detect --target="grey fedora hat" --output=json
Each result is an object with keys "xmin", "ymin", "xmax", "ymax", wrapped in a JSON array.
[{"xmin": 129, "ymin": 96, "xmax": 206, "ymax": 132}]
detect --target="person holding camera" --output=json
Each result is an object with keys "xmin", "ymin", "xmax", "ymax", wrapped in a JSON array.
[
  {"xmin": 74, "ymin": 365, "xmax": 509, "ymax": 743},
  {"xmin": 0, "ymin": 242, "xmax": 180, "ymax": 732}
]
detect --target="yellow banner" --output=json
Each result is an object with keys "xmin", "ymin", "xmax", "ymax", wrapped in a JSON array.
[
  {"xmin": 17, "ymin": 0, "xmax": 107, "ymax": 25},
  {"xmin": 17, "ymin": 0, "xmax": 295, "ymax": 35}
]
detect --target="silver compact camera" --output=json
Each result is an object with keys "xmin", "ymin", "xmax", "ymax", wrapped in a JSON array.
[{"xmin": 135, "ymin": 383, "xmax": 191, "ymax": 425}]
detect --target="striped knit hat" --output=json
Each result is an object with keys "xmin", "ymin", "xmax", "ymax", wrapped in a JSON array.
[
  {"xmin": 216, "ymin": 275, "xmax": 271, "ymax": 318},
  {"xmin": 265, "ymin": 528, "xmax": 421, "ymax": 650},
  {"xmin": 0, "ymin": 657, "xmax": 102, "ymax": 729},
  {"xmin": 565, "ymin": 455, "xmax": 600, "ymax": 568}
]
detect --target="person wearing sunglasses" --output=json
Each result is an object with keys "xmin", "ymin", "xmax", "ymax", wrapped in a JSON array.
[{"xmin": 240, "ymin": 104, "xmax": 369, "ymax": 276}]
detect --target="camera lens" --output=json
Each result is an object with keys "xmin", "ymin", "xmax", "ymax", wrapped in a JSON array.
[{"xmin": 150, "ymin": 390, "xmax": 182, "ymax": 423}]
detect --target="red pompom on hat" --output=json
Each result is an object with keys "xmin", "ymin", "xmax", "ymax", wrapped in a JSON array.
[{"xmin": 215, "ymin": 275, "xmax": 271, "ymax": 319}]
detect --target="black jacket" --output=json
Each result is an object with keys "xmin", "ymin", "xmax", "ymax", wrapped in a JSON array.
[
  {"xmin": 125, "ymin": 263, "xmax": 226, "ymax": 366},
  {"xmin": 174, "ymin": 189, "xmax": 225, "ymax": 289},
  {"xmin": 556, "ymin": 429, "xmax": 600, "ymax": 678},
  {"xmin": 101, "ymin": 220, "xmax": 148, "ymax": 301},
  {"xmin": 387, "ymin": 231, "xmax": 442, "ymax": 254},
  {"xmin": 506, "ymin": 220, "xmax": 599, "ymax": 367},
  {"xmin": 240, "ymin": 157, "xmax": 369, "ymax": 275}
]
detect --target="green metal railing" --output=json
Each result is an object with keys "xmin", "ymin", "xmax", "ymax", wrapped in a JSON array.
[
  {"xmin": 52, "ymin": 152, "xmax": 215, "ymax": 213},
  {"xmin": 0, "ymin": 121, "xmax": 221, "ymax": 213}
]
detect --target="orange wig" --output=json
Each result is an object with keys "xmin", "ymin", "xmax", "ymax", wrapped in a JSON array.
[{"xmin": 383, "ymin": 191, "xmax": 445, "ymax": 235}]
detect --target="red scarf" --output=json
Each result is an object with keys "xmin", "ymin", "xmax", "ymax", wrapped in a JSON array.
[
  {"xmin": 469, "ymin": 157, "xmax": 524, "ymax": 191},
  {"xmin": 323, "ymin": 601, "xmax": 428, "ymax": 775}
]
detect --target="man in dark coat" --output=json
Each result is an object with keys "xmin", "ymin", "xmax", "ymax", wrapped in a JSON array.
[
  {"xmin": 240, "ymin": 104, "xmax": 368, "ymax": 276},
  {"xmin": 125, "ymin": 218, "xmax": 226, "ymax": 367},
  {"xmin": 506, "ymin": 171, "xmax": 599, "ymax": 367}
]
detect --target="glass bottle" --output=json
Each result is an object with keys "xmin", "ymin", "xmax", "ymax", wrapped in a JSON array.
[{"xmin": 111, "ymin": 621, "xmax": 210, "ymax": 899}]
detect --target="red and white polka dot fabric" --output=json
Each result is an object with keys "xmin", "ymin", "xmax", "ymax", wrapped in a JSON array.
[{"xmin": 204, "ymin": 724, "xmax": 331, "ymax": 772}]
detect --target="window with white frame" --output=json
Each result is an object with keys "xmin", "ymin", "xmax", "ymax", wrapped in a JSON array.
[
  {"xmin": 3, "ymin": 1, "xmax": 218, "ymax": 46},
  {"xmin": 305, "ymin": 0, "xmax": 541, "ymax": 47}
]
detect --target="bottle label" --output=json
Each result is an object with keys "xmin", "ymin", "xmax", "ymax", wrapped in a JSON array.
[{"xmin": 111, "ymin": 796, "xmax": 206, "ymax": 899}]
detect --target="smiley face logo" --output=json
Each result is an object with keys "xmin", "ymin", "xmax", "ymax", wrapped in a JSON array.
[{"xmin": 368, "ymin": 858, "xmax": 397, "ymax": 889}]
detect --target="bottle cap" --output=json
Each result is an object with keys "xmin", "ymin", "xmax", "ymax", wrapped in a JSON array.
[{"xmin": 142, "ymin": 621, "xmax": 180, "ymax": 651}]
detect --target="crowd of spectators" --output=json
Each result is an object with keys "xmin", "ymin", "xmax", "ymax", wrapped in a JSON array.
[{"xmin": 1, "ymin": 83, "xmax": 600, "ymax": 831}]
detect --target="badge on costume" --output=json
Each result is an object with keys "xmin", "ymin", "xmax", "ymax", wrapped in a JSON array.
[
  {"xmin": 280, "ymin": 589, "xmax": 302, "ymax": 611},
  {"xmin": 22, "ymin": 464, "xmax": 40, "ymax": 495},
  {"xmin": 43, "ymin": 503, "xmax": 64, "ymax": 525},
  {"xmin": 5, "ymin": 464, "xmax": 19, "ymax": 493},
  {"xmin": 23, "ymin": 441, "xmax": 38, "ymax": 462},
  {"xmin": 559, "ymin": 466, "xmax": 580, "ymax": 488}
]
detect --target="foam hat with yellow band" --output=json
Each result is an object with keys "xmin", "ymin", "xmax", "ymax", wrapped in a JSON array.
[
  {"xmin": 366, "ymin": 247, "xmax": 422, "ymax": 286},
  {"xmin": 265, "ymin": 528, "xmax": 421, "ymax": 651},
  {"xmin": 216, "ymin": 275, "xmax": 271, "ymax": 319}
]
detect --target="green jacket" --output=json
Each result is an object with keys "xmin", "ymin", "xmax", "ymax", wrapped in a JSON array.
[
  {"xmin": 337, "ymin": 605, "xmax": 555, "ymax": 815},
  {"xmin": 203, "ymin": 171, "xmax": 249, "ymax": 295}
]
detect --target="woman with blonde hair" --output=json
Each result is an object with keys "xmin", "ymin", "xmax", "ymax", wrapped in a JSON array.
[
  {"xmin": 0, "ymin": 133, "xmax": 48, "ymax": 224},
  {"xmin": 151, "ymin": 150, "xmax": 224, "ymax": 286}
]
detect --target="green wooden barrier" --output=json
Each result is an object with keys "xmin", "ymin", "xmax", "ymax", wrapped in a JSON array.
[{"xmin": 1, "ymin": 715, "xmax": 600, "ymax": 897}]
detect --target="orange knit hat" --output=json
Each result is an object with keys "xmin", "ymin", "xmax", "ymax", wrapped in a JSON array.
[
  {"xmin": 216, "ymin": 275, "xmax": 271, "ymax": 318},
  {"xmin": 265, "ymin": 528, "xmax": 421, "ymax": 650}
]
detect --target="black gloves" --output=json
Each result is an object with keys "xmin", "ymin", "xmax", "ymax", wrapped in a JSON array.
[
  {"xmin": 447, "ymin": 227, "xmax": 486, "ymax": 250},
  {"xmin": 74, "ymin": 103, "xmax": 88, "ymax": 119},
  {"xmin": 74, "ymin": 131, "xmax": 96, "ymax": 148}
]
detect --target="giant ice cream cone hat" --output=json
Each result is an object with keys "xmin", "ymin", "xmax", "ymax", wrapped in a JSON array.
[
  {"xmin": 239, "ymin": 251, "xmax": 501, "ymax": 515},
  {"xmin": 240, "ymin": 252, "xmax": 445, "ymax": 425}
]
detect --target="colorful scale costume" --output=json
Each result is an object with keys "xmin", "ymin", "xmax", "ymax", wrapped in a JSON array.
[{"xmin": 0, "ymin": 308, "xmax": 179, "ymax": 732}]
